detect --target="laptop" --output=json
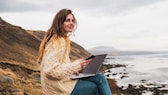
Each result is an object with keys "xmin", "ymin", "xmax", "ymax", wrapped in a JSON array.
[{"xmin": 70, "ymin": 54, "xmax": 107, "ymax": 79}]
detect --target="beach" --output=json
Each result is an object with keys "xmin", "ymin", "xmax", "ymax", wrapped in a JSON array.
[{"xmin": 104, "ymin": 52, "xmax": 168, "ymax": 95}]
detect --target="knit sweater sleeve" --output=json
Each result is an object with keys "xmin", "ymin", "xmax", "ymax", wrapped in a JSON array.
[{"xmin": 42, "ymin": 39, "xmax": 82, "ymax": 79}]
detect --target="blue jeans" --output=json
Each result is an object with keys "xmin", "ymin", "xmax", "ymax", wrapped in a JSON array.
[{"xmin": 71, "ymin": 73, "xmax": 112, "ymax": 95}]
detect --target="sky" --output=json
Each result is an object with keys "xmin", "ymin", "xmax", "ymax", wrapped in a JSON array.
[{"xmin": 0, "ymin": 0, "xmax": 168, "ymax": 51}]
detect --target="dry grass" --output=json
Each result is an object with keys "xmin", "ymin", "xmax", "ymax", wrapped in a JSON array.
[
  {"xmin": 0, "ymin": 68, "xmax": 16, "ymax": 78},
  {"xmin": 0, "ymin": 68, "xmax": 42, "ymax": 95},
  {"xmin": 12, "ymin": 83, "xmax": 42, "ymax": 95}
]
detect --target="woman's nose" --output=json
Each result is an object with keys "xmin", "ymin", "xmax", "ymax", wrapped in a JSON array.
[{"xmin": 70, "ymin": 20, "xmax": 74, "ymax": 24}]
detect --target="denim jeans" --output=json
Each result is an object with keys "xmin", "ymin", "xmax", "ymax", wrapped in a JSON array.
[{"xmin": 71, "ymin": 73, "xmax": 112, "ymax": 95}]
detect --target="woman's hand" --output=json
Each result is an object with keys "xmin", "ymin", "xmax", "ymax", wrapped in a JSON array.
[
  {"xmin": 73, "ymin": 59, "xmax": 91, "ymax": 75},
  {"xmin": 79, "ymin": 59, "xmax": 92, "ymax": 69}
]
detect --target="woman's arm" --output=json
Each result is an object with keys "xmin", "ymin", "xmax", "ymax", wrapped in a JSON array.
[{"xmin": 42, "ymin": 39, "xmax": 82, "ymax": 79}]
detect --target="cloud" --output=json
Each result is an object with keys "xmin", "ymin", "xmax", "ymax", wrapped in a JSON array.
[
  {"xmin": 69, "ymin": 0, "xmax": 166, "ymax": 15},
  {"xmin": 71, "ymin": 0, "xmax": 168, "ymax": 51},
  {"xmin": 0, "ymin": 0, "xmax": 51, "ymax": 12},
  {"xmin": 0, "ymin": 0, "xmax": 166, "ymax": 14}
]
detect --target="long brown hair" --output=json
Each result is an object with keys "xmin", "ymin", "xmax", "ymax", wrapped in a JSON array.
[{"xmin": 37, "ymin": 8, "xmax": 77, "ymax": 64}]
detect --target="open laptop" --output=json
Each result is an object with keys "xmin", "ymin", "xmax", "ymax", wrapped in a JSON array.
[{"xmin": 70, "ymin": 54, "xmax": 107, "ymax": 79}]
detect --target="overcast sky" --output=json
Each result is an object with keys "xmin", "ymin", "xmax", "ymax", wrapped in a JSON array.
[{"xmin": 0, "ymin": 0, "xmax": 168, "ymax": 51}]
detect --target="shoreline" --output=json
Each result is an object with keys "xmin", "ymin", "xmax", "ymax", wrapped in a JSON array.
[{"xmin": 102, "ymin": 63, "xmax": 168, "ymax": 95}]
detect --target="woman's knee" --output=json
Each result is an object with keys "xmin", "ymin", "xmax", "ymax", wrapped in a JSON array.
[
  {"xmin": 71, "ymin": 80, "xmax": 98, "ymax": 95},
  {"xmin": 81, "ymin": 81, "xmax": 99, "ymax": 94},
  {"xmin": 95, "ymin": 73, "xmax": 108, "ymax": 84},
  {"xmin": 95, "ymin": 73, "xmax": 106, "ymax": 79}
]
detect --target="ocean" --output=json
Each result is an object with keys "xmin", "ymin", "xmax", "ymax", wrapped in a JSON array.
[{"xmin": 104, "ymin": 52, "xmax": 168, "ymax": 95}]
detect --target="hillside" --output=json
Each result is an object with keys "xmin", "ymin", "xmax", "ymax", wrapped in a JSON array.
[
  {"xmin": 88, "ymin": 46, "xmax": 162, "ymax": 56},
  {"xmin": 88, "ymin": 46, "xmax": 120, "ymax": 56},
  {"xmin": 0, "ymin": 17, "xmax": 92, "ymax": 94},
  {"xmin": 0, "ymin": 18, "xmax": 40, "ymax": 70},
  {"xmin": 0, "ymin": 17, "xmax": 122, "ymax": 95}
]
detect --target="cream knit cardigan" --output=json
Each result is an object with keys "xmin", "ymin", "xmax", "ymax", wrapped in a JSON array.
[{"xmin": 40, "ymin": 37, "xmax": 82, "ymax": 95}]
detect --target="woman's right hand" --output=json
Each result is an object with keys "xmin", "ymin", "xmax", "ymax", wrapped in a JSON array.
[{"xmin": 78, "ymin": 59, "xmax": 92, "ymax": 69}]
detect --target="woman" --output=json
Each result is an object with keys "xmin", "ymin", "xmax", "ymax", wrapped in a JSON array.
[{"xmin": 37, "ymin": 8, "xmax": 112, "ymax": 95}]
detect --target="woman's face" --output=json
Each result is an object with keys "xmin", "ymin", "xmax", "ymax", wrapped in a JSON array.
[{"xmin": 63, "ymin": 14, "xmax": 75, "ymax": 33}]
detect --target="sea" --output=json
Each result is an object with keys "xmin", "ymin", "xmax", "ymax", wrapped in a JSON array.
[{"xmin": 104, "ymin": 52, "xmax": 168, "ymax": 95}]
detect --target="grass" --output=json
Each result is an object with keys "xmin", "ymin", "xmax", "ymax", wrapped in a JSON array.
[{"xmin": 0, "ymin": 68, "xmax": 42, "ymax": 95}]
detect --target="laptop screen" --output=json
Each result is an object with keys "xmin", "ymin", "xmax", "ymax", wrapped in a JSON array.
[{"xmin": 82, "ymin": 54, "xmax": 107, "ymax": 74}]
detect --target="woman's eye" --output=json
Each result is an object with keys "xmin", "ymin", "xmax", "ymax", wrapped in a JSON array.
[
  {"xmin": 65, "ymin": 19, "xmax": 74, "ymax": 22},
  {"xmin": 65, "ymin": 19, "xmax": 70, "ymax": 22}
]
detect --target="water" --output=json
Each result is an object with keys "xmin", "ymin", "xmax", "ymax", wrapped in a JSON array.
[{"xmin": 104, "ymin": 53, "xmax": 168, "ymax": 95}]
